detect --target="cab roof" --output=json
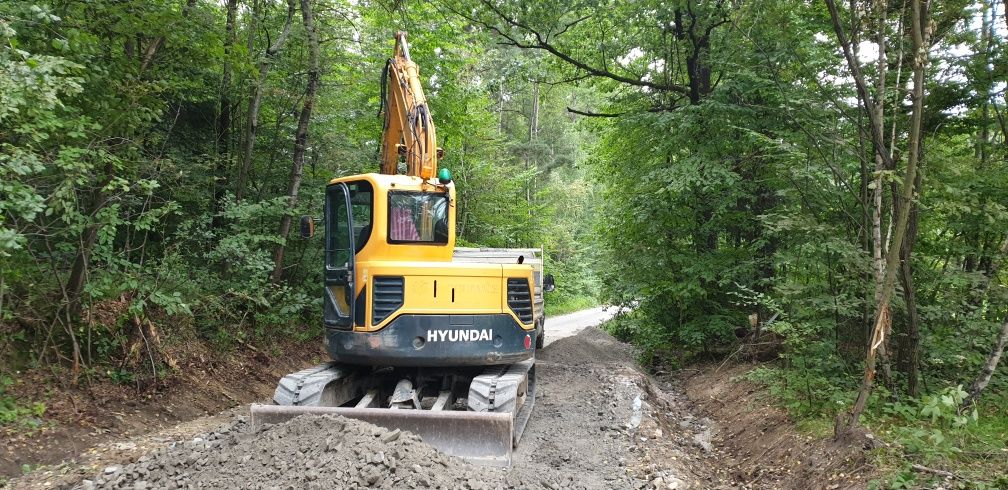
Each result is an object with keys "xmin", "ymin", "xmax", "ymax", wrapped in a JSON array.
[{"xmin": 328, "ymin": 173, "xmax": 452, "ymax": 192}]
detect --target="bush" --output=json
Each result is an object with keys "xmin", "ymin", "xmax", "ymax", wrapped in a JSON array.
[{"xmin": 603, "ymin": 311, "xmax": 678, "ymax": 368}]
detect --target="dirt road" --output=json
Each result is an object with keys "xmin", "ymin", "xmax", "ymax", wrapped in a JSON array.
[
  {"xmin": 5, "ymin": 310, "xmax": 874, "ymax": 490},
  {"xmin": 543, "ymin": 305, "xmax": 619, "ymax": 346},
  {"xmin": 5, "ymin": 308, "xmax": 871, "ymax": 489}
]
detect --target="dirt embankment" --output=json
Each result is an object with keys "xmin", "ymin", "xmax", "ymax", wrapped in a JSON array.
[
  {"xmin": 678, "ymin": 364, "xmax": 879, "ymax": 489},
  {"xmin": 1, "ymin": 339, "xmax": 328, "ymax": 483}
]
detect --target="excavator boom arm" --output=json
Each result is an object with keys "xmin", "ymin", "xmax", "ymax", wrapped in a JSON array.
[{"xmin": 380, "ymin": 32, "xmax": 439, "ymax": 180}]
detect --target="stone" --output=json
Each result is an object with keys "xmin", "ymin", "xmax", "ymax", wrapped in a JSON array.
[{"xmin": 380, "ymin": 429, "xmax": 401, "ymax": 443}]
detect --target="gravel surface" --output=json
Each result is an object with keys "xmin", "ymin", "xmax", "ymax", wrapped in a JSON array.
[
  {"xmin": 69, "ymin": 326, "xmax": 702, "ymax": 490},
  {"xmin": 10, "ymin": 311, "xmax": 869, "ymax": 490},
  {"xmin": 79, "ymin": 414, "xmax": 551, "ymax": 490}
]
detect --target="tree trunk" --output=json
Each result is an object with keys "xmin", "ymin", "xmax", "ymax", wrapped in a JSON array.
[
  {"xmin": 527, "ymin": 81, "xmax": 539, "ymax": 214},
  {"xmin": 671, "ymin": 4, "xmax": 717, "ymax": 105},
  {"xmin": 963, "ymin": 319, "xmax": 1008, "ymax": 408},
  {"xmin": 66, "ymin": 170, "xmax": 114, "ymax": 315},
  {"xmin": 212, "ymin": 0, "xmax": 238, "ymax": 229},
  {"xmin": 960, "ymin": 235, "xmax": 1008, "ymax": 408},
  {"xmin": 831, "ymin": 0, "xmax": 930, "ymax": 438},
  {"xmin": 870, "ymin": 0, "xmax": 887, "ymax": 308},
  {"xmin": 498, "ymin": 79, "xmax": 505, "ymax": 135},
  {"xmin": 236, "ymin": 0, "xmax": 296, "ymax": 202},
  {"xmin": 898, "ymin": 171, "xmax": 923, "ymax": 397},
  {"xmin": 270, "ymin": 0, "xmax": 320, "ymax": 284},
  {"xmin": 869, "ymin": 0, "xmax": 896, "ymax": 393}
]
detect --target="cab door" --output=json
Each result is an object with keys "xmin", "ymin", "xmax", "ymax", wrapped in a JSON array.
[{"xmin": 323, "ymin": 183, "xmax": 355, "ymax": 329}]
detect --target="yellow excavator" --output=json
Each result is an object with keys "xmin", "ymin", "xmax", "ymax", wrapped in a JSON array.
[{"xmin": 250, "ymin": 32, "xmax": 554, "ymax": 466}]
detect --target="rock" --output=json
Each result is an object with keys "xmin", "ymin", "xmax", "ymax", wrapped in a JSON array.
[
  {"xmin": 693, "ymin": 428, "xmax": 713, "ymax": 453},
  {"xmin": 665, "ymin": 476, "xmax": 687, "ymax": 489},
  {"xmin": 103, "ymin": 466, "xmax": 120, "ymax": 475},
  {"xmin": 380, "ymin": 429, "xmax": 401, "ymax": 443}
]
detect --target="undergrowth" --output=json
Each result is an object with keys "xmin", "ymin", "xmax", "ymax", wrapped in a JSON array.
[
  {"xmin": 0, "ymin": 375, "xmax": 46, "ymax": 429},
  {"xmin": 746, "ymin": 366, "xmax": 1008, "ymax": 489},
  {"xmin": 603, "ymin": 311, "xmax": 678, "ymax": 368}
]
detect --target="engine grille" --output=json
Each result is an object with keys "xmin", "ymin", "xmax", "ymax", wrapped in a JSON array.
[
  {"xmin": 507, "ymin": 278, "xmax": 534, "ymax": 324},
  {"xmin": 372, "ymin": 276, "xmax": 404, "ymax": 324}
]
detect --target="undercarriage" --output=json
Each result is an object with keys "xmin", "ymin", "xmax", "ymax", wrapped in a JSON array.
[{"xmin": 250, "ymin": 358, "xmax": 536, "ymax": 465}]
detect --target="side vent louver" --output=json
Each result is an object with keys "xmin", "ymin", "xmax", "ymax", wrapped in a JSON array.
[
  {"xmin": 507, "ymin": 278, "xmax": 534, "ymax": 324},
  {"xmin": 372, "ymin": 276, "xmax": 404, "ymax": 324}
]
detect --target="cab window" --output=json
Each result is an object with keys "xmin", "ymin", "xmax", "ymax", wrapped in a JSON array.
[
  {"xmin": 325, "ymin": 181, "xmax": 373, "ymax": 268},
  {"xmin": 349, "ymin": 181, "xmax": 373, "ymax": 252},
  {"xmin": 387, "ymin": 191, "xmax": 448, "ymax": 244}
]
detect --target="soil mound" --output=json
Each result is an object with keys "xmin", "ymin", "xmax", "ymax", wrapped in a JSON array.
[
  {"xmin": 2, "ymin": 340, "xmax": 327, "ymax": 480},
  {"xmin": 538, "ymin": 324, "xmax": 636, "ymax": 368},
  {"xmin": 78, "ymin": 414, "xmax": 560, "ymax": 489}
]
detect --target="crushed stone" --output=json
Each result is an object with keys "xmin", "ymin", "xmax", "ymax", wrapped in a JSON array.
[
  {"xmin": 75, "ymin": 411, "xmax": 633, "ymax": 490},
  {"xmin": 76, "ymin": 413, "xmax": 573, "ymax": 489}
]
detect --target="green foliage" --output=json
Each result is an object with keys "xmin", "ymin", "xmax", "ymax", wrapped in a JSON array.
[
  {"xmin": 747, "ymin": 365, "xmax": 853, "ymax": 420},
  {"xmin": 105, "ymin": 368, "xmax": 135, "ymax": 385},
  {"xmin": 591, "ymin": 93, "xmax": 784, "ymax": 354},
  {"xmin": 0, "ymin": 0, "xmax": 600, "ymax": 384},
  {"xmin": 869, "ymin": 386, "xmax": 1008, "ymax": 465},
  {"xmin": 462, "ymin": 0, "xmax": 1008, "ymax": 480},
  {"xmin": 604, "ymin": 312, "xmax": 678, "ymax": 368},
  {"xmin": 0, "ymin": 10, "xmax": 86, "ymax": 257}
]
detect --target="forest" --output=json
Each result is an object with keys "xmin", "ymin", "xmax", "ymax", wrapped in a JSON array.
[{"xmin": 1, "ymin": 0, "xmax": 1007, "ymax": 486}]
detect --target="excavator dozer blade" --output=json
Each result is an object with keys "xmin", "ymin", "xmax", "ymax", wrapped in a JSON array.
[{"xmin": 249, "ymin": 404, "xmax": 514, "ymax": 466}]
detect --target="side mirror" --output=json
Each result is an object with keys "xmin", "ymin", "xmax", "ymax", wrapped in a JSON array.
[
  {"xmin": 299, "ymin": 215, "xmax": 315, "ymax": 239},
  {"xmin": 543, "ymin": 274, "xmax": 556, "ymax": 293}
]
